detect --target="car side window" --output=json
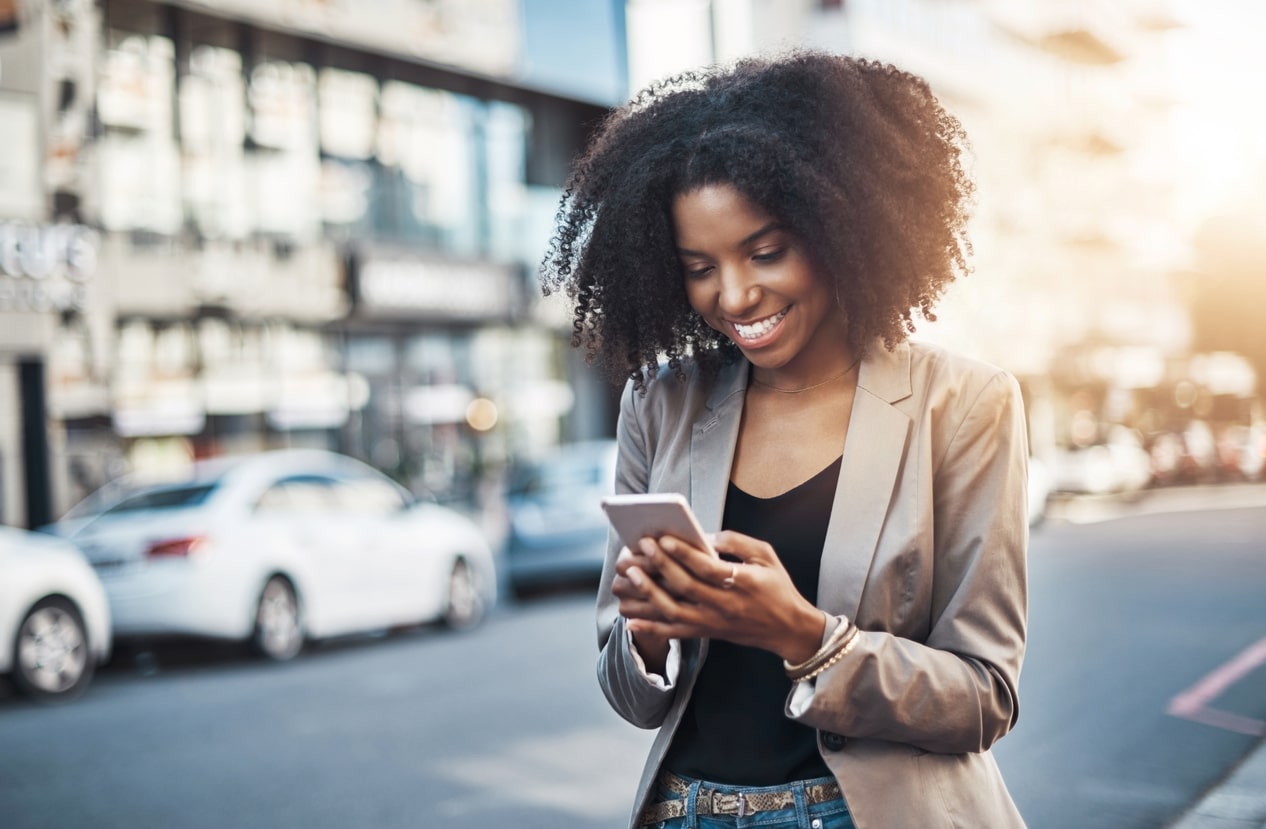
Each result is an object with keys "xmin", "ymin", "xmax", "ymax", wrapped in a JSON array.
[
  {"xmin": 255, "ymin": 475, "xmax": 337, "ymax": 514},
  {"xmin": 329, "ymin": 475, "xmax": 407, "ymax": 516}
]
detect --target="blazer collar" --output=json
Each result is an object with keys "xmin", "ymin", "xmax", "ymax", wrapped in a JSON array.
[{"xmin": 691, "ymin": 339, "xmax": 915, "ymax": 621}]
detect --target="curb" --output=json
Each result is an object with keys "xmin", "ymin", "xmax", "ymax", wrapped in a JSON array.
[
  {"xmin": 1168, "ymin": 737, "xmax": 1266, "ymax": 829},
  {"xmin": 1043, "ymin": 482, "xmax": 1266, "ymax": 525}
]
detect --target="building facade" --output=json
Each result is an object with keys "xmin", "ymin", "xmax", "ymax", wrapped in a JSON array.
[{"xmin": 0, "ymin": 0, "xmax": 626, "ymax": 527}]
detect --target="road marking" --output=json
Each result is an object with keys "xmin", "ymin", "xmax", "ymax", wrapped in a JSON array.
[{"xmin": 1168, "ymin": 634, "xmax": 1266, "ymax": 736}]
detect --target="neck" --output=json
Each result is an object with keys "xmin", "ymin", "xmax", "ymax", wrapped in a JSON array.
[{"xmin": 750, "ymin": 354, "xmax": 861, "ymax": 394}]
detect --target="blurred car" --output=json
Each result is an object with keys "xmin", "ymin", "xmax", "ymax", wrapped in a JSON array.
[
  {"xmin": 502, "ymin": 440, "xmax": 617, "ymax": 595},
  {"xmin": 1027, "ymin": 455, "xmax": 1053, "ymax": 527},
  {"xmin": 1053, "ymin": 426, "xmax": 1153, "ymax": 495},
  {"xmin": 0, "ymin": 526, "xmax": 112, "ymax": 701},
  {"xmin": 57, "ymin": 449, "xmax": 495, "ymax": 661}
]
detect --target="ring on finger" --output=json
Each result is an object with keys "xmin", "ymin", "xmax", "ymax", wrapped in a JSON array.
[{"xmin": 721, "ymin": 563, "xmax": 738, "ymax": 589}]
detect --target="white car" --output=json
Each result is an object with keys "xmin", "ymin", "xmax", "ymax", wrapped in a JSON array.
[
  {"xmin": 0, "ymin": 527, "xmax": 112, "ymax": 701},
  {"xmin": 60, "ymin": 450, "xmax": 496, "ymax": 661}
]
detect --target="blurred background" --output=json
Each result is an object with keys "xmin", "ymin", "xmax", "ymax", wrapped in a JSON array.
[
  {"xmin": 0, "ymin": 0, "xmax": 1263, "ymax": 535},
  {"xmin": 2, "ymin": 2, "xmax": 1265, "ymax": 829}
]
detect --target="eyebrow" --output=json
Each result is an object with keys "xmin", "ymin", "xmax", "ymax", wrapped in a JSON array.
[{"xmin": 676, "ymin": 222, "xmax": 785, "ymax": 257}]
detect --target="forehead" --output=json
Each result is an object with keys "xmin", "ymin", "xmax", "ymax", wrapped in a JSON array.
[{"xmin": 671, "ymin": 184, "xmax": 779, "ymax": 249}]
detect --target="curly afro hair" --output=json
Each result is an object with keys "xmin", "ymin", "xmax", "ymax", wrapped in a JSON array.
[{"xmin": 539, "ymin": 50, "xmax": 975, "ymax": 392}]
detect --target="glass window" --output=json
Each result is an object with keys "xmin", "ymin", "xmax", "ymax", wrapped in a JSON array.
[
  {"xmin": 329, "ymin": 475, "xmax": 407, "ymax": 515},
  {"xmin": 255, "ymin": 475, "xmax": 335, "ymax": 513},
  {"xmin": 181, "ymin": 45, "xmax": 249, "ymax": 240},
  {"xmin": 97, "ymin": 31, "xmax": 182, "ymax": 234},
  {"xmin": 371, "ymin": 82, "xmax": 479, "ymax": 254},
  {"xmin": 105, "ymin": 483, "xmax": 218, "ymax": 514},
  {"xmin": 247, "ymin": 59, "xmax": 320, "ymax": 240}
]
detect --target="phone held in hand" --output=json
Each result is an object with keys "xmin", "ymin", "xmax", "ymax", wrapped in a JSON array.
[{"xmin": 600, "ymin": 492, "xmax": 716, "ymax": 556}]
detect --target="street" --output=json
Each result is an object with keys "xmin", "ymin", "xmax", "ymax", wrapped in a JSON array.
[{"xmin": 2, "ymin": 502, "xmax": 1265, "ymax": 829}]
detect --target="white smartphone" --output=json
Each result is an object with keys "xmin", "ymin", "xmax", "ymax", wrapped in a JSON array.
[{"xmin": 600, "ymin": 492, "xmax": 715, "ymax": 556}]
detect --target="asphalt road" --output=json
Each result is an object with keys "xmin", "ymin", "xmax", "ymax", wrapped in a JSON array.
[{"xmin": 2, "ymin": 501, "xmax": 1264, "ymax": 829}]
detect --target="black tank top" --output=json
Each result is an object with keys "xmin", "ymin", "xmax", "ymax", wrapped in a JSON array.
[{"xmin": 663, "ymin": 455, "xmax": 841, "ymax": 785}]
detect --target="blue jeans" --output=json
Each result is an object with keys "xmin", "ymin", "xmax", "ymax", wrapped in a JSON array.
[{"xmin": 644, "ymin": 774, "xmax": 855, "ymax": 829}]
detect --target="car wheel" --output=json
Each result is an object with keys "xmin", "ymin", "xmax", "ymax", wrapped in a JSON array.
[
  {"xmin": 252, "ymin": 576, "xmax": 304, "ymax": 661},
  {"xmin": 12, "ymin": 597, "xmax": 93, "ymax": 702},
  {"xmin": 442, "ymin": 559, "xmax": 484, "ymax": 630}
]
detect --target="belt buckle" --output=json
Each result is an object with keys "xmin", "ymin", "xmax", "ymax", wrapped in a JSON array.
[{"xmin": 709, "ymin": 791, "xmax": 746, "ymax": 817}]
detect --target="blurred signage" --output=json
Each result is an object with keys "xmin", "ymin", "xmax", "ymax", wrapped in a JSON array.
[
  {"xmin": 0, "ymin": 221, "xmax": 98, "ymax": 313},
  {"xmin": 355, "ymin": 255, "xmax": 520, "ymax": 322},
  {"xmin": 184, "ymin": 0, "xmax": 520, "ymax": 77}
]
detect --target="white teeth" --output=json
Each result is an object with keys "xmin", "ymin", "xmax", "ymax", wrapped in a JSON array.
[{"xmin": 732, "ymin": 309, "xmax": 788, "ymax": 340}]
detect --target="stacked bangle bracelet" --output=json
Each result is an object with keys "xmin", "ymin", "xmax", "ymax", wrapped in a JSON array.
[{"xmin": 783, "ymin": 619, "xmax": 860, "ymax": 682}]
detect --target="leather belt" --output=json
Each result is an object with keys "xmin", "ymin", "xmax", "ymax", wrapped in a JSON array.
[{"xmin": 640, "ymin": 771, "xmax": 841, "ymax": 824}]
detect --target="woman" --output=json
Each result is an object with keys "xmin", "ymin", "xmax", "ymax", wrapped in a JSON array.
[{"xmin": 541, "ymin": 51, "xmax": 1029, "ymax": 829}]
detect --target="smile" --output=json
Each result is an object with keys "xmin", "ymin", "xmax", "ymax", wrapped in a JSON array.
[{"xmin": 729, "ymin": 308, "xmax": 789, "ymax": 342}]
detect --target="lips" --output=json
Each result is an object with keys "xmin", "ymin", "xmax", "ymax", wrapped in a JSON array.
[{"xmin": 728, "ymin": 307, "xmax": 789, "ymax": 344}]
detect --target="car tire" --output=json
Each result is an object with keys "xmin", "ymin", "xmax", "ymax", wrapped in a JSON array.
[
  {"xmin": 11, "ymin": 597, "xmax": 94, "ymax": 702},
  {"xmin": 442, "ymin": 559, "xmax": 484, "ymax": 630},
  {"xmin": 252, "ymin": 576, "xmax": 304, "ymax": 661}
]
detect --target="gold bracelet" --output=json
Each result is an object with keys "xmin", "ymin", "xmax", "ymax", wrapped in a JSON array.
[
  {"xmin": 794, "ymin": 627, "xmax": 861, "ymax": 683},
  {"xmin": 783, "ymin": 619, "xmax": 855, "ymax": 679}
]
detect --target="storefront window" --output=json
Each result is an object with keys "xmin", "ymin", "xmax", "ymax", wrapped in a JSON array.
[
  {"xmin": 485, "ymin": 102, "xmax": 531, "ymax": 263},
  {"xmin": 180, "ymin": 45, "xmax": 249, "ymax": 240},
  {"xmin": 97, "ymin": 31, "xmax": 182, "ymax": 234},
  {"xmin": 248, "ymin": 59, "xmax": 320, "ymax": 240},
  {"xmin": 373, "ymin": 82, "xmax": 480, "ymax": 255}
]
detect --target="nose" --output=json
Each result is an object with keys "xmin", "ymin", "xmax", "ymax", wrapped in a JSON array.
[{"xmin": 716, "ymin": 266, "xmax": 760, "ymax": 317}]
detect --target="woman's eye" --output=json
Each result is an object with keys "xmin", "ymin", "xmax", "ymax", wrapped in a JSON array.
[
  {"xmin": 683, "ymin": 264, "xmax": 713, "ymax": 279},
  {"xmin": 753, "ymin": 248, "xmax": 786, "ymax": 263}
]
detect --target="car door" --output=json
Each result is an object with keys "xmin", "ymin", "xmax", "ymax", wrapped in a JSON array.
[
  {"xmin": 323, "ymin": 472, "xmax": 415, "ymax": 628},
  {"xmin": 253, "ymin": 474, "xmax": 360, "ymax": 636}
]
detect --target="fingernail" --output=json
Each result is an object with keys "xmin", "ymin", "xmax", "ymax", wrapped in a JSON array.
[
  {"xmin": 628, "ymin": 568, "xmax": 645, "ymax": 588},
  {"xmin": 639, "ymin": 538, "xmax": 656, "ymax": 557},
  {"xmin": 660, "ymin": 537, "xmax": 675, "ymax": 552}
]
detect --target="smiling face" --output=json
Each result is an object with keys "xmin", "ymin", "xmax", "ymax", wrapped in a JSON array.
[{"xmin": 673, "ymin": 183, "xmax": 852, "ymax": 386}]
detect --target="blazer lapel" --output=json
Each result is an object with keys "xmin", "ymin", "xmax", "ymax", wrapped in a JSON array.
[
  {"xmin": 690, "ymin": 360, "xmax": 747, "ymax": 535},
  {"xmin": 818, "ymin": 341, "xmax": 913, "ymax": 621}
]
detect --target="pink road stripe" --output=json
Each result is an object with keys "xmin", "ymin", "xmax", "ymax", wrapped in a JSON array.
[
  {"xmin": 1168, "ymin": 634, "xmax": 1266, "ymax": 734},
  {"xmin": 1177, "ymin": 706, "xmax": 1266, "ymax": 737}
]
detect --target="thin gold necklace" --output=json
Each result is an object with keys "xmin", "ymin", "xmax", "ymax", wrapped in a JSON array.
[{"xmin": 750, "ymin": 355, "xmax": 862, "ymax": 394}]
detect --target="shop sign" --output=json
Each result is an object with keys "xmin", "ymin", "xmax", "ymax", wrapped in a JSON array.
[
  {"xmin": 356, "ymin": 256, "xmax": 520, "ymax": 321},
  {"xmin": 0, "ymin": 221, "xmax": 98, "ymax": 313}
]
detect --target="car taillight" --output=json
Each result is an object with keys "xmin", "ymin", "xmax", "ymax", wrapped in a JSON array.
[{"xmin": 146, "ymin": 536, "xmax": 211, "ymax": 559}]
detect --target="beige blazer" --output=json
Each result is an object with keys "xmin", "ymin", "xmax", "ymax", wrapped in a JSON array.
[{"xmin": 596, "ymin": 339, "xmax": 1029, "ymax": 829}]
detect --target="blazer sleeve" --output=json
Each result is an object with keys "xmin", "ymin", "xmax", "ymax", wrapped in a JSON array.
[
  {"xmin": 788, "ymin": 371, "xmax": 1029, "ymax": 754},
  {"xmin": 596, "ymin": 380, "xmax": 678, "ymax": 729}
]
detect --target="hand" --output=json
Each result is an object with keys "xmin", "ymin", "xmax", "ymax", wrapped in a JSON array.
[
  {"xmin": 617, "ymin": 531, "xmax": 826, "ymax": 664},
  {"xmin": 610, "ymin": 543, "xmax": 672, "ymax": 672}
]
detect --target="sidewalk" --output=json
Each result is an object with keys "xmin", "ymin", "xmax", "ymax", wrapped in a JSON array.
[
  {"xmin": 1044, "ymin": 481, "xmax": 1266, "ymax": 525},
  {"xmin": 1045, "ymin": 482, "xmax": 1266, "ymax": 828},
  {"xmin": 1168, "ymin": 737, "xmax": 1266, "ymax": 828}
]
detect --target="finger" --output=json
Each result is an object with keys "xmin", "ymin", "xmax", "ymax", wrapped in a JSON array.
[
  {"xmin": 710, "ymin": 531, "xmax": 777, "ymax": 566},
  {"xmin": 629, "ymin": 565, "xmax": 712, "ymax": 628},
  {"xmin": 616, "ymin": 546, "xmax": 663, "ymax": 581},
  {"xmin": 657, "ymin": 535, "xmax": 743, "ymax": 589},
  {"xmin": 618, "ymin": 596, "xmax": 669, "ymax": 622},
  {"xmin": 626, "ymin": 617, "xmax": 708, "ymax": 641}
]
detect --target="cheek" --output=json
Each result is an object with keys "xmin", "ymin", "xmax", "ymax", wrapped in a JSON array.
[{"xmin": 683, "ymin": 282, "xmax": 714, "ymax": 321}]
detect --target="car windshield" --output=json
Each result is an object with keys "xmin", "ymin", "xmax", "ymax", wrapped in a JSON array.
[{"xmin": 103, "ymin": 483, "xmax": 219, "ymax": 514}]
